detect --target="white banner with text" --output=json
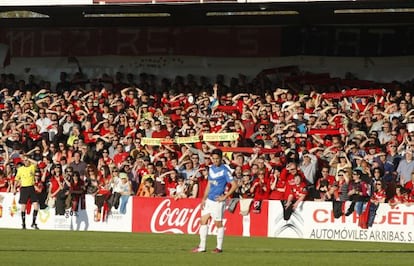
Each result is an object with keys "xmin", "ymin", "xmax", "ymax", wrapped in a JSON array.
[{"xmin": 268, "ymin": 201, "xmax": 414, "ymax": 244}]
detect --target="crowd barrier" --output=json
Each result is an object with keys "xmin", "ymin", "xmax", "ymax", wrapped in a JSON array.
[{"xmin": 0, "ymin": 192, "xmax": 413, "ymax": 243}]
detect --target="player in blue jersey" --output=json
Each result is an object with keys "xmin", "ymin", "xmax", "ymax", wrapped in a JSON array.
[{"xmin": 192, "ymin": 148, "xmax": 238, "ymax": 253}]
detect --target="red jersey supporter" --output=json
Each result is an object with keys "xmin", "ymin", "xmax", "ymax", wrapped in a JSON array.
[
  {"xmin": 404, "ymin": 172, "xmax": 414, "ymax": 198},
  {"xmin": 197, "ymin": 167, "xmax": 209, "ymax": 198},
  {"xmin": 269, "ymin": 167, "xmax": 286, "ymax": 200},
  {"xmin": 27, "ymin": 123, "xmax": 42, "ymax": 142},
  {"xmin": 151, "ymin": 120, "xmax": 170, "ymax": 138},
  {"xmin": 250, "ymin": 171, "xmax": 270, "ymax": 200},
  {"xmin": 0, "ymin": 170, "xmax": 8, "ymax": 192},
  {"xmin": 33, "ymin": 170, "xmax": 44, "ymax": 195},
  {"xmin": 48, "ymin": 166, "xmax": 64, "ymax": 213},
  {"xmin": 69, "ymin": 171, "xmax": 86, "ymax": 211},
  {"xmin": 124, "ymin": 118, "xmax": 137, "ymax": 137},
  {"xmin": 113, "ymin": 144, "xmax": 129, "ymax": 168},
  {"xmin": 389, "ymin": 185, "xmax": 407, "ymax": 207},
  {"xmin": 83, "ymin": 128, "xmax": 97, "ymax": 144},
  {"xmin": 164, "ymin": 170, "xmax": 179, "ymax": 197},
  {"xmin": 230, "ymin": 153, "xmax": 250, "ymax": 171},
  {"xmin": 316, "ymin": 167, "xmax": 336, "ymax": 189},
  {"xmin": 282, "ymin": 174, "xmax": 308, "ymax": 221},
  {"xmin": 121, "ymin": 88, "xmax": 136, "ymax": 106},
  {"xmin": 286, "ymin": 175, "xmax": 308, "ymax": 207},
  {"xmin": 100, "ymin": 149, "xmax": 113, "ymax": 166},
  {"xmin": 208, "ymin": 119, "xmax": 222, "ymax": 133},
  {"xmin": 281, "ymin": 162, "xmax": 306, "ymax": 200},
  {"xmin": 241, "ymin": 112, "xmax": 257, "ymax": 139},
  {"xmin": 371, "ymin": 182, "xmax": 387, "ymax": 204}
]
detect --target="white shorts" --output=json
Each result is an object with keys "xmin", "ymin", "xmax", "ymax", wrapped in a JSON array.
[{"xmin": 201, "ymin": 199, "xmax": 225, "ymax": 221}]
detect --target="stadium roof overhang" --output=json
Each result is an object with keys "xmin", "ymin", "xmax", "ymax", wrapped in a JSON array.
[{"xmin": 1, "ymin": 0, "xmax": 414, "ymax": 28}]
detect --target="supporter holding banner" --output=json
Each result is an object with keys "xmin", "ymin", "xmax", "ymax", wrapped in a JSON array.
[
  {"xmin": 203, "ymin": 133, "xmax": 239, "ymax": 142},
  {"xmin": 175, "ymin": 136, "xmax": 200, "ymax": 144}
]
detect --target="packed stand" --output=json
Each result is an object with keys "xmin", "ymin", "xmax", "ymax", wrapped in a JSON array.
[{"xmin": 0, "ymin": 71, "xmax": 414, "ymax": 226}]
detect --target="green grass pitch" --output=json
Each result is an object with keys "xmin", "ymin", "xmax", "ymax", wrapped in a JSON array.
[{"xmin": 1, "ymin": 229, "xmax": 413, "ymax": 266}]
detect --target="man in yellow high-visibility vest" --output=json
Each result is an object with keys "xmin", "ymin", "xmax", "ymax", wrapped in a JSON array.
[{"xmin": 14, "ymin": 155, "xmax": 40, "ymax": 230}]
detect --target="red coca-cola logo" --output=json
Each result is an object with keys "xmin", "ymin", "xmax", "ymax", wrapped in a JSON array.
[{"xmin": 150, "ymin": 199, "xmax": 201, "ymax": 234}]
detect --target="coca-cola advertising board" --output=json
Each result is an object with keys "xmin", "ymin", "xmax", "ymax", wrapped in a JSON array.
[{"xmin": 132, "ymin": 197, "xmax": 268, "ymax": 236}]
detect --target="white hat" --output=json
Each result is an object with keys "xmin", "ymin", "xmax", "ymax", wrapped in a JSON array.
[{"xmin": 119, "ymin": 172, "xmax": 128, "ymax": 179}]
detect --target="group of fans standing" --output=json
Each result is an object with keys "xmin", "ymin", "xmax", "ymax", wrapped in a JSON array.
[{"xmin": 0, "ymin": 70, "xmax": 414, "ymax": 229}]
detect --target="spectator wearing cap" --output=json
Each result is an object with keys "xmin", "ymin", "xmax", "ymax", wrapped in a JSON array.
[
  {"xmin": 396, "ymin": 150, "xmax": 414, "ymax": 186},
  {"xmin": 118, "ymin": 172, "xmax": 132, "ymax": 214}
]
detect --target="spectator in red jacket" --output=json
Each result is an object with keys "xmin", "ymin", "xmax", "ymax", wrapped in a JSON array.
[{"xmin": 283, "ymin": 174, "xmax": 308, "ymax": 220}]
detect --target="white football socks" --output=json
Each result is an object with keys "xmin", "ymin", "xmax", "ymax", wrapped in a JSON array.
[
  {"xmin": 199, "ymin": 224, "xmax": 208, "ymax": 251},
  {"xmin": 216, "ymin": 227, "xmax": 224, "ymax": 250}
]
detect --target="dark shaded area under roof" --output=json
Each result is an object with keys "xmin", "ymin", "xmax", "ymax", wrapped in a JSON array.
[{"xmin": 2, "ymin": 1, "xmax": 414, "ymax": 28}]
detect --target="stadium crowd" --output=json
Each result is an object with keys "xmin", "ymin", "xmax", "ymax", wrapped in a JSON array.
[{"xmin": 0, "ymin": 70, "xmax": 414, "ymax": 226}]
